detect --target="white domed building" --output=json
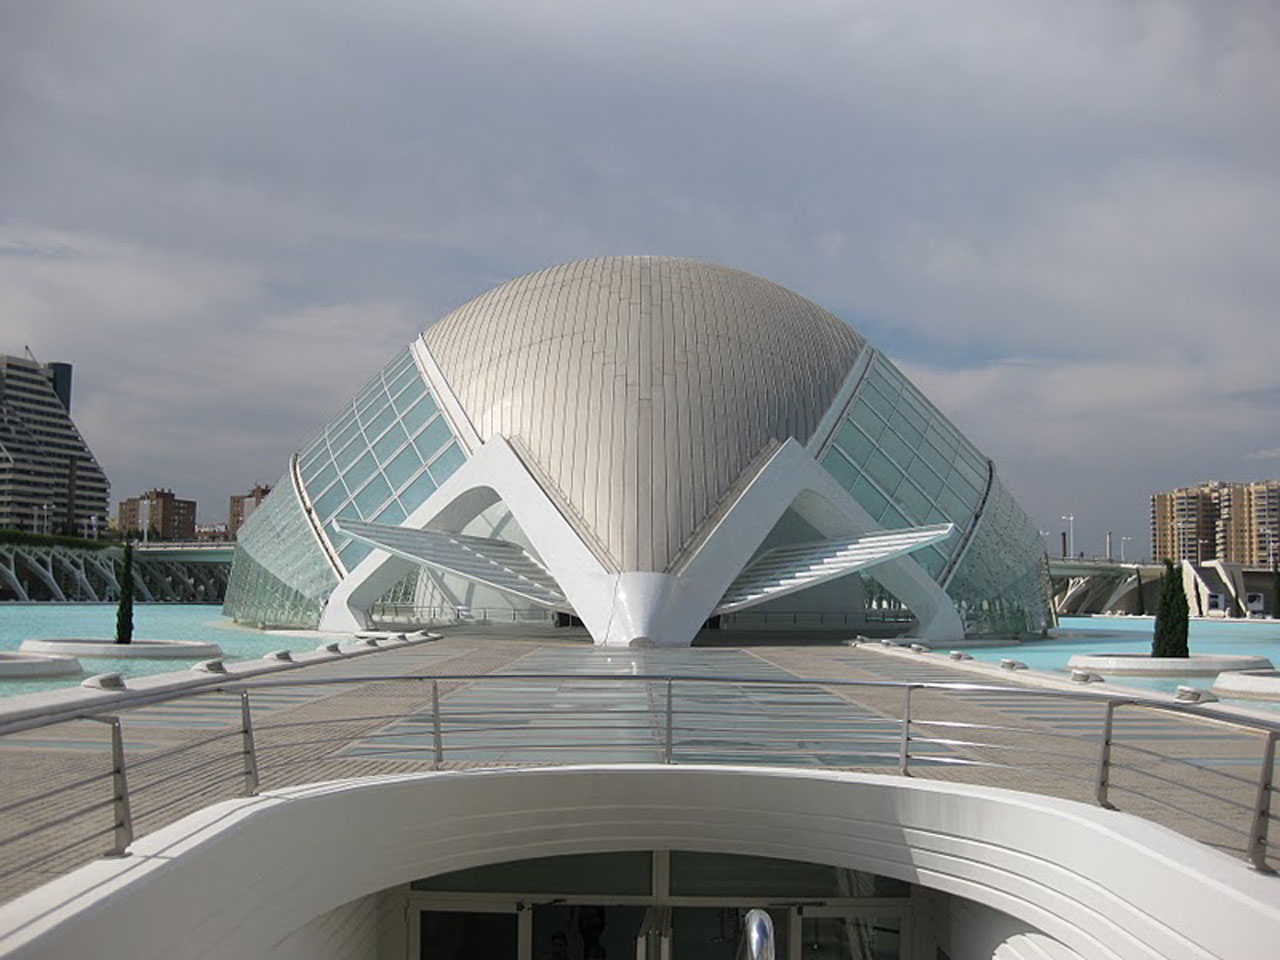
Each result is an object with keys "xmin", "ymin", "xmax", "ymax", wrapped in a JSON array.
[{"xmin": 225, "ymin": 257, "xmax": 1052, "ymax": 645}]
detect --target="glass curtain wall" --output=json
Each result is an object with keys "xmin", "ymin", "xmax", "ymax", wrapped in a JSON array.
[
  {"xmin": 223, "ymin": 466, "xmax": 339, "ymax": 628},
  {"xmin": 818, "ymin": 352, "xmax": 1051, "ymax": 636},
  {"xmin": 225, "ymin": 344, "xmax": 470, "ymax": 627},
  {"xmin": 294, "ymin": 347, "xmax": 466, "ymax": 574},
  {"xmin": 819, "ymin": 353, "xmax": 987, "ymax": 580}
]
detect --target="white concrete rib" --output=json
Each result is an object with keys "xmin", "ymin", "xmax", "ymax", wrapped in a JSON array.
[
  {"xmin": 334, "ymin": 519, "xmax": 568, "ymax": 609},
  {"xmin": 714, "ymin": 523, "xmax": 955, "ymax": 614}
]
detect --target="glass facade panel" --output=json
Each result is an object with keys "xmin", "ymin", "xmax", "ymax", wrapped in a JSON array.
[
  {"xmin": 399, "ymin": 394, "xmax": 437, "ymax": 433},
  {"xmin": 946, "ymin": 473, "xmax": 1054, "ymax": 637},
  {"xmin": 849, "ymin": 400, "xmax": 884, "ymax": 440},
  {"xmin": 430, "ymin": 443, "xmax": 466, "ymax": 484},
  {"xmin": 373, "ymin": 422, "xmax": 407, "ymax": 463},
  {"xmin": 822, "ymin": 449, "xmax": 858, "ymax": 492},
  {"xmin": 905, "ymin": 456, "xmax": 943, "ymax": 498},
  {"xmin": 892, "ymin": 476, "xmax": 931, "ymax": 519},
  {"xmin": 817, "ymin": 352, "xmax": 1047, "ymax": 637},
  {"xmin": 332, "ymin": 433, "xmax": 365, "ymax": 470},
  {"xmin": 836, "ymin": 420, "xmax": 874, "ymax": 464},
  {"xmin": 888, "ymin": 408, "xmax": 923, "ymax": 448},
  {"xmin": 285, "ymin": 347, "xmax": 467, "ymax": 575},
  {"xmin": 850, "ymin": 474, "xmax": 888, "ymax": 519},
  {"xmin": 304, "ymin": 460, "xmax": 338, "ymax": 495},
  {"xmin": 223, "ymin": 464, "xmax": 339, "ymax": 628},
  {"xmin": 384, "ymin": 444, "xmax": 422, "ymax": 490},
  {"xmin": 311, "ymin": 482, "xmax": 349, "ymax": 520},
  {"xmin": 352, "ymin": 474, "xmax": 392, "ymax": 515},
  {"xmin": 878, "ymin": 427, "xmax": 913, "ymax": 470},
  {"xmin": 863, "ymin": 448, "xmax": 900, "ymax": 494},
  {"xmin": 343, "ymin": 451, "xmax": 377, "ymax": 491},
  {"xmin": 361, "ymin": 403, "xmax": 398, "ymax": 441},
  {"xmin": 391, "ymin": 376, "xmax": 426, "ymax": 411},
  {"xmin": 399, "ymin": 470, "xmax": 437, "ymax": 509},
  {"xmin": 416, "ymin": 416, "xmax": 452, "ymax": 459},
  {"xmin": 339, "ymin": 540, "xmax": 372, "ymax": 571},
  {"xmin": 375, "ymin": 499, "xmax": 406, "ymax": 525}
]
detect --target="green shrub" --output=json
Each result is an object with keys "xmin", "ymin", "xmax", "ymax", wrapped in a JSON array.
[
  {"xmin": 115, "ymin": 543, "xmax": 134, "ymax": 645},
  {"xmin": 1152, "ymin": 558, "xmax": 1189, "ymax": 658}
]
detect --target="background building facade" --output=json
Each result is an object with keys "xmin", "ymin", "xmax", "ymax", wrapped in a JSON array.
[
  {"xmin": 0, "ymin": 353, "xmax": 110, "ymax": 537},
  {"xmin": 118, "ymin": 488, "xmax": 197, "ymax": 540},
  {"xmin": 228, "ymin": 483, "xmax": 272, "ymax": 539},
  {"xmin": 1151, "ymin": 480, "xmax": 1280, "ymax": 566}
]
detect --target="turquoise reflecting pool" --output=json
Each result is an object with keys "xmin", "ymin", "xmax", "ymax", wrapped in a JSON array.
[
  {"xmin": 970, "ymin": 615, "xmax": 1280, "ymax": 704},
  {"xmin": 0, "ymin": 604, "xmax": 321, "ymax": 699}
]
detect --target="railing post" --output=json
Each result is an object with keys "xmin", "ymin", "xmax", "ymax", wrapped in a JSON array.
[
  {"xmin": 432, "ymin": 680, "xmax": 444, "ymax": 768},
  {"xmin": 108, "ymin": 717, "xmax": 133, "ymax": 856},
  {"xmin": 898, "ymin": 685, "xmax": 913, "ymax": 776},
  {"xmin": 240, "ymin": 691, "xmax": 259, "ymax": 796},
  {"xmin": 1247, "ymin": 730, "xmax": 1277, "ymax": 872},
  {"xmin": 1095, "ymin": 700, "xmax": 1118, "ymax": 809},
  {"xmin": 664, "ymin": 679, "xmax": 674, "ymax": 764}
]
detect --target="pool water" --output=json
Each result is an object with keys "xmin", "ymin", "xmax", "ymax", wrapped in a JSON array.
[
  {"xmin": 0, "ymin": 604, "xmax": 326, "ymax": 699},
  {"xmin": 969, "ymin": 615, "xmax": 1280, "ymax": 704}
]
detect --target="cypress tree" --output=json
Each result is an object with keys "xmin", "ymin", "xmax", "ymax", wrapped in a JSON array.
[
  {"xmin": 115, "ymin": 542, "xmax": 134, "ymax": 645},
  {"xmin": 1152, "ymin": 559, "xmax": 1189, "ymax": 658},
  {"xmin": 1134, "ymin": 569, "xmax": 1145, "ymax": 616}
]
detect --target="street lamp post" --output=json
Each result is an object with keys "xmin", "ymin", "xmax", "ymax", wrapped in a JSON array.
[{"xmin": 1061, "ymin": 514, "xmax": 1075, "ymax": 558}]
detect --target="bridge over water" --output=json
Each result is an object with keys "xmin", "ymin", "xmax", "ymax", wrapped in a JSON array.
[{"xmin": 0, "ymin": 541, "xmax": 232, "ymax": 604}]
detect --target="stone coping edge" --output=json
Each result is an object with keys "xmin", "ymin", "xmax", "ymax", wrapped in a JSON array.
[
  {"xmin": 19, "ymin": 638, "xmax": 224, "ymax": 659},
  {"xmin": 1067, "ymin": 653, "xmax": 1273, "ymax": 676},
  {"xmin": 1211, "ymin": 670, "xmax": 1280, "ymax": 702},
  {"xmin": 0, "ymin": 652, "xmax": 84, "ymax": 679}
]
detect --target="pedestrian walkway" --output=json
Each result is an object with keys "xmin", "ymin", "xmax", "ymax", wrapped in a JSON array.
[{"xmin": 0, "ymin": 628, "xmax": 1274, "ymax": 908}]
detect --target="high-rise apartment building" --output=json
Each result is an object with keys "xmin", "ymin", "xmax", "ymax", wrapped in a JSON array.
[
  {"xmin": 228, "ymin": 483, "xmax": 271, "ymax": 539},
  {"xmin": 1151, "ymin": 479, "xmax": 1280, "ymax": 566},
  {"xmin": 118, "ymin": 488, "xmax": 197, "ymax": 540},
  {"xmin": 0, "ymin": 353, "xmax": 110, "ymax": 536}
]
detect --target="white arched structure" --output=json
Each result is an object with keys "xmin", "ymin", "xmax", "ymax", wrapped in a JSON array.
[
  {"xmin": 4, "ymin": 767, "xmax": 1276, "ymax": 960},
  {"xmin": 319, "ymin": 437, "xmax": 962, "ymax": 645}
]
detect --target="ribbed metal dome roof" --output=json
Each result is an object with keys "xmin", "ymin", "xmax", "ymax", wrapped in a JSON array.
[{"xmin": 423, "ymin": 256, "xmax": 866, "ymax": 572}]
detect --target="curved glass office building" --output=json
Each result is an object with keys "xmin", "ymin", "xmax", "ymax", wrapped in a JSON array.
[{"xmin": 225, "ymin": 257, "xmax": 1052, "ymax": 642}]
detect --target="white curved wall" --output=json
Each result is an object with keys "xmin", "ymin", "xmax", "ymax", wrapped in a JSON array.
[{"xmin": 2, "ymin": 767, "xmax": 1276, "ymax": 960}]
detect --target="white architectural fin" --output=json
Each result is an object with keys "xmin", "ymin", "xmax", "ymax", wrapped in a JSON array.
[
  {"xmin": 334, "ymin": 518, "xmax": 569, "ymax": 610},
  {"xmin": 714, "ymin": 523, "xmax": 955, "ymax": 614}
]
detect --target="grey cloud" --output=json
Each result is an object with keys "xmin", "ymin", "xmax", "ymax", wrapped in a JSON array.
[{"xmin": 0, "ymin": 0, "xmax": 1277, "ymax": 543}]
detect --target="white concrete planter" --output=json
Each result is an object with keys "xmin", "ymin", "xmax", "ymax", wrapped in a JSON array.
[
  {"xmin": 0, "ymin": 652, "xmax": 83, "ymax": 678},
  {"xmin": 1210, "ymin": 669, "xmax": 1280, "ymax": 702},
  {"xmin": 19, "ymin": 638, "xmax": 224, "ymax": 659},
  {"xmin": 1067, "ymin": 652, "xmax": 1272, "ymax": 677}
]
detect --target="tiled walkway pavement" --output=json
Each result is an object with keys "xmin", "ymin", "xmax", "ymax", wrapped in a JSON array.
[{"xmin": 0, "ymin": 629, "xmax": 1275, "ymax": 905}]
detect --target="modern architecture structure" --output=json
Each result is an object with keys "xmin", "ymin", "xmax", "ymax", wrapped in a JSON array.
[
  {"xmin": 0, "ymin": 354, "xmax": 109, "ymax": 537},
  {"xmin": 118, "ymin": 488, "xmax": 197, "ymax": 541},
  {"xmin": 1152, "ymin": 480, "xmax": 1280, "ymax": 567},
  {"xmin": 225, "ymin": 257, "xmax": 1052, "ymax": 644},
  {"xmin": 228, "ymin": 483, "xmax": 271, "ymax": 539}
]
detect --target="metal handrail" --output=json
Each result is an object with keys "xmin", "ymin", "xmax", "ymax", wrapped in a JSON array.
[{"xmin": 0, "ymin": 668, "xmax": 1277, "ymax": 898}]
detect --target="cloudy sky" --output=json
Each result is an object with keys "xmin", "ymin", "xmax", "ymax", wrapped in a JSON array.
[{"xmin": 2, "ymin": 0, "xmax": 1277, "ymax": 556}]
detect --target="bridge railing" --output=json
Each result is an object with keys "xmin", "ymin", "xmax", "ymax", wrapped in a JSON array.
[{"xmin": 0, "ymin": 671, "xmax": 1275, "ymax": 905}]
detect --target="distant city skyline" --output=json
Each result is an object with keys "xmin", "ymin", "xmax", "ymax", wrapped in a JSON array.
[{"xmin": 3, "ymin": 2, "xmax": 1277, "ymax": 554}]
